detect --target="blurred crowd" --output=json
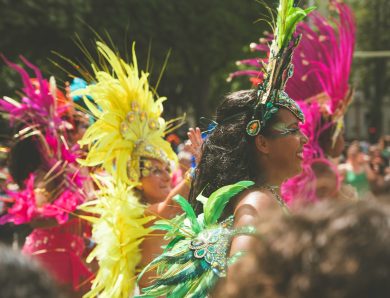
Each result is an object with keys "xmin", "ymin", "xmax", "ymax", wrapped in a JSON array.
[
  {"xmin": 1, "ymin": 131, "xmax": 389, "ymax": 298},
  {"xmin": 338, "ymin": 135, "xmax": 390, "ymax": 199}
]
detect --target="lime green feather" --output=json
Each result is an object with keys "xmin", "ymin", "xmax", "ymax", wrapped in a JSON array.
[
  {"xmin": 204, "ymin": 180, "xmax": 254, "ymax": 226},
  {"xmin": 191, "ymin": 270, "xmax": 217, "ymax": 298},
  {"xmin": 276, "ymin": 0, "xmax": 315, "ymax": 49},
  {"xmin": 151, "ymin": 220, "xmax": 174, "ymax": 232},
  {"xmin": 173, "ymin": 195, "xmax": 201, "ymax": 234}
]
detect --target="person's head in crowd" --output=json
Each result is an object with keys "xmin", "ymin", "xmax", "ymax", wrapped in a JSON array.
[
  {"xmin": 214, "ymin": 200, "xmax": 390, "ymax": 298},
  {"xmin": 0, "ymin": 245, "xmax": 63, "ymax": 298},
  {"xmin": 8, "ymin": 136, "xmax": 43, "ymax": 189},
  {"xmin": 137, "ymin": 158, "xmax": 172, "ymax": 205},
  {"xmin": 190, "ymin": 89, "xmax": 308, "ymax": 215},
  {"xmin": 378, "ymin": 135, "xmax": 390, "ymax": 153},
  {"xmin": 311, "ymin": 160, "xmax": 340, "ymax": 199},
  {"xmin": 346, "ymin": 141, "xmax": 367, "ymax": 164},
  {"xmin": 369, "ymin": 144, "xmax": 386, "ymax": 175}
]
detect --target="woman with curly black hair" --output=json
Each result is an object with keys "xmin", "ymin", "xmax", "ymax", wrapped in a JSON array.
[
  {"xmin": 189, "ymin": 89, "xmax": 308, "ymax": 252},
  {"xmin": 138, "ymin": 2, "xmax": 313, "ymax": 296}
]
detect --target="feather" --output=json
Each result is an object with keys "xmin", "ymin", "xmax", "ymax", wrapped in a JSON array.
[
  {"xmin": 74, "ymin": 42, "xmax": 178, "ymax": 184},
  {"xmin": 79, "ymin": 176, "xmax": 153, "ymax": 298},
  {"xmin": 190, "ymin": 270, "xmax": 217, "ymax": 298},
  {"xmin": 138, "ymin": 181, "xmax": 257, "ymax": 297},
  {"xmin": 0, "ymin": 57, "xmax": 86, "ymax": 226},
  {"xmin": 276, "ymin": 0, "xmax": 315, "ymax": 49},
  {"xmin": 204, "ymin": 180, "xmax": 254, "ymax": 226},
  {"xmin": 173, "ymin": 195, "xmax": 201, "ymax": 234}
]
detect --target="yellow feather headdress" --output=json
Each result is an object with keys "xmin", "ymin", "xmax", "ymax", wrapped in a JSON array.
[{"xmin": 74, "ymin": 42, "xmax": 177, "ymax": 185}]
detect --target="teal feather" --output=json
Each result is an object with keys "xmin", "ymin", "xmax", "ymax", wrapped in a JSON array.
[
  {"xmin": 137, "ymin": 252, "xmax": 170, "ymax": 284},
  {"xmin": 163, "ymin": 235, "xmax": 185, "ymax": 251},
  {"xmin": 160, "ymin": 250, "xmax": 193, "ymax": 265},
  {"xmin": 191, "ymin": 270, "xmax": 217, "ymax": 298},
  {"xmin": 154, "ymin": 259, "xmax": 209, "ymax": 287},
  {"xmin": 138, "ymin": 284, "xmax": 175, "ymax": 297},
  {"xmin": 162, "ymin": 239, "xmax": 189, "ymax": 255},
  {"xmin": 204, "ymin": 180, "xmax": 254, "ymax": 225},
  {"xmin": 168, "ymin": 281, "xmax": 191, "ymax": 297},
  {"xmin": 173, "ymin": 195, "xmax": 201, "ymax": 234}
]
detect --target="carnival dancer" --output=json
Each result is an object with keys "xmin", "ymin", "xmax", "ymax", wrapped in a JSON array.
[
  {"xmin": 72, "ymin": 41, "xmax": 196, "ymax": 297},
  {"xmin": 0, "ymin": 57, "xmax": 93, "ymax": 295},
  {"xmin": 137, "ymin": 1, "xmax": 312, "ymax": 296},
  {"xmin": 230, "ymin": 0, "xmax": 357, "ymax": 204}
]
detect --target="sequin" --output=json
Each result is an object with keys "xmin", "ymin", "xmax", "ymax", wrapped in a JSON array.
[
  {"xmin": 120, "ymin": 122, "xmax": 129, "ymax": 136},
  {"xmin": 189, "ymin": 216, "xmax": 235, "ymax": 277},
  {"xmin": 126, "ymin": 111, "xmax": 136, "ymax": 123}
]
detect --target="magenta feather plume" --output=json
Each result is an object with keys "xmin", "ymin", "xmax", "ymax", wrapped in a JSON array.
[
  {"xmin": 230, "ymin": 1, "xmax": 355, "ymax": 108},
  {"xmin": 0, "ymin": 55, "xmax": 65, "ymax": 135},
  {"xmin": 229, "ymin": 1, "xmax": 355, "ymax": 203},
  {"xmin": 281, "ymin": 102, "xmax": 340, "ymax": 203},
  {"xmin": 0, "ymin": 174, "xmax": 84, "ymax": 225},
  {"xmin": 286, "ymin": 1, "xmax": 356, "ymax": 113},
  {"xmin": 0, "ymin": 57, "xmax": 87, "ymax": 224}
]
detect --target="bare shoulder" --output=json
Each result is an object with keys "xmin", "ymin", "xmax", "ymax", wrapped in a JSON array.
[{"xmin": 233, "ymin": 188, "xmax": 278, "ymax": 227}]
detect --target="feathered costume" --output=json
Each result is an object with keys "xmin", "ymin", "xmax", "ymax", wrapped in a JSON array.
[
  {"xmin": 79, "ymin": 177, "xmax": 153, "ymax": 297},
  {"xmin": 75, "ymin": 42, "xmax": 177, "ymax": 185},
  {"xmin": 138, "ymin": 1, "xmax": 313, "ymax": 296},
  {"xmin": 229, "ymin": 0, "xmax": 355, "ymax": 203},
  {"xmin": 137, "ymin": 181, "xmax": 256, "ymax": 297},
  {"xmin": 73, "ymin": 42, "xmax": 177, "ymax": 297},
  {"xmin": 0, "ymin": 57, "xmax": 92, "ymax": 289},
  {"xmin": 0, "ymin": 56, "xmax": 86, "ymax": 225}
]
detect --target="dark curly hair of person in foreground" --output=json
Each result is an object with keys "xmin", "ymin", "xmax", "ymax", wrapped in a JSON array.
[{"xmin": 214, "ymin": 200, "xmax": 390, "ymax": 298}]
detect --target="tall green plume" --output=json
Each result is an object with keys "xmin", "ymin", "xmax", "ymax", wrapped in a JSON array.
[{"xmin": 276, "ymin": 0, "xmax": 315, "ymax": 49}]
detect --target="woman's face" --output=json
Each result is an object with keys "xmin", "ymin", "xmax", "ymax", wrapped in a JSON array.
[
  {"xmin": 262, "ymin": 109, "xmax": 308, "ymax": 180},
  {"xmin": 139, "ymin": 158, "xmax": 172, "ymax": 204}
]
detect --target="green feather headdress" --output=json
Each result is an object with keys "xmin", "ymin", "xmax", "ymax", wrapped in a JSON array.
[{"xmin": 246, "ymin": 0, "xmax": 315, "ymax": 136}]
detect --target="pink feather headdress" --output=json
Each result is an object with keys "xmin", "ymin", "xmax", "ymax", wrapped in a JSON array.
[
  {"xmin": 229, "ymin": 1, "xmax": 355, "ymax": 203},
  {"xmin": 0, "ymin": 56, "xmax": 86, "ymax": 225},
  {"xmin": 230, "ymin": 1, "xmax": 355, "ymax": 115}
]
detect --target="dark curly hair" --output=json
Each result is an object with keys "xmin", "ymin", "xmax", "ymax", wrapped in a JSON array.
[
  {"xmin": 8, "ymin": 136, "xmax": 43, "ymax": 188},
  {"xmin": 189, "ymin": 89, "xmax": 280, "ymax": 215},
  {"xmin": 0, "ymin": 245, "xmax": 63, "ymax": 298},
  {"xmin": 214, "ymin": 200, "xmax": 390, "ymax": 298}
]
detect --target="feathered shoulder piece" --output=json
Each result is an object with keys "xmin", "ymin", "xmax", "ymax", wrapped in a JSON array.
[
  {"xmin": 74, "ymin": 42, "xmax": 177, "ymax": 185},
  {"xmin": 78, "ymin": 175, "xmax": 153, "ymax": 297},
  {"xmin": 245, "ymin": 0, "xmax": 314, "ymax": 136},
  {"xmin": 0, "ymin": 57, "xmax": 86, "ymax": 225},
  {"xmin": 137, "ymin": 180, "xmax": 255, "ymax": 297}
]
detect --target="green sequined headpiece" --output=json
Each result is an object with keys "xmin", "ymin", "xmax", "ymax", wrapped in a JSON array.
[{"xmin": 245, "ymin": 0, "xmax": 314, "ymax": 136}]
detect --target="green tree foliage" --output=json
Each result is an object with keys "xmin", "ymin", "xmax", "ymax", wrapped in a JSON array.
[
  {"xmin": 348, "ymin": 0, "xmax": 390, "ymax": 141},
  {"xmin": 0, "ymin": 0, "xmax": 272, "ymax": 122}
]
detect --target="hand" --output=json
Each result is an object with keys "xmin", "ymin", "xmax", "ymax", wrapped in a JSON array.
[{"xmin": 186, "ymin": 127, "xmax": 203, "ymax": 165}]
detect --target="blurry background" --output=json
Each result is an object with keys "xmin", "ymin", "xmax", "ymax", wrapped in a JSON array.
[{"xmin": 0, "ymin": 0, "xmax": 389, "ymax": 142}]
